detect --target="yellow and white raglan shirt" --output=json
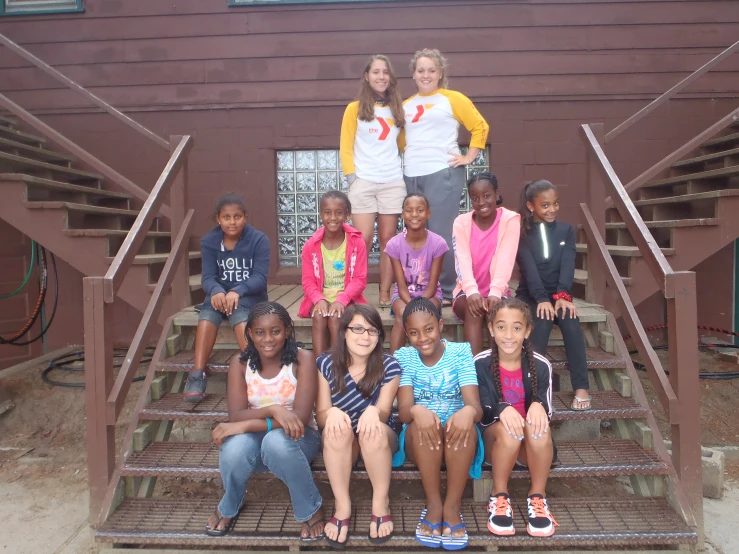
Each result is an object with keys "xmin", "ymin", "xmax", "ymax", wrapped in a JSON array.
[
  {"xmin": 340, "ymin": 101, "xmax": 403, "ymax": 183},
  {"xmin": 401, "ymin": 89, "xmax": 489, "ymax": 178}
]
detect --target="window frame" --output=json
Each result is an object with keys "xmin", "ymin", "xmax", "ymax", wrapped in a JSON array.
[{"xmin": 0, "ymin": 0, "xmax": 83, "ymax": 16}]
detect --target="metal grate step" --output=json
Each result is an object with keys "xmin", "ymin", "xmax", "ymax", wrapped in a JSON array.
[
  {"xmin": 121, "ymin": 439, "xmax": 668, "ymax": 480},
  {"xmin": 96, "ymin": 497, "xmax": 696, "ymax": 548},
  {"xmin": 140, "ymin": 390, "xmax": 647, "ymax": 423}
]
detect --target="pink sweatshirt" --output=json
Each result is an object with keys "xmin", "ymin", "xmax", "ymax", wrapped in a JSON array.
[
  {"xmin": 452, "ymin": 208, "xmax": 520, "ymax": 299},
  {"xmin": 298, "ymin": 223, "xmax": 368, "ymax": 318}
]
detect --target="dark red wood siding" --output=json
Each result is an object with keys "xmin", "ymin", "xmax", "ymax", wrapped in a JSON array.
[{"xmin": 0, "ymin": 0, "xmax": 738, "ymax": 365}]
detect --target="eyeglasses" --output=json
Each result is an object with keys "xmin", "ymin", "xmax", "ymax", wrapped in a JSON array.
[{"xmin": 347, "ymin": 325, "xmax": 381, "ymax": 337}]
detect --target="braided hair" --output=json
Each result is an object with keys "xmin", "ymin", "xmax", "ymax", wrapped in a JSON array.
[
  {"xmin": 402, "ymin": 192, "xmax": 430, "ymax": 210},
  {"xmin": 519, "ymin": 179, "xmax": 556, "ymax": 236},
  {"xmin": 467, "ymin": 171, "xmax": 503, "ymax": 206},
  {"xmin": 239, "ymin": 301, "xmax": 300, "ymax": 372},
  {"xmin": 486, "ymin": 297, "xmax": 538, "ymax": 400},
  {"xmin": 320, "ymin": 189, "xmax": 352, "ymax": 215},
  {"xmin": 402, "ymin": 296, "xmax": 441, "ymax": 327}
]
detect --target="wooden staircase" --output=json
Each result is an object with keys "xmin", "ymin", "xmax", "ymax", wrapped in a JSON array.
[
  {"xmin": 94, "ymin": 287, "xmax": 698, "ymax": 551},
  {"xmin": 0, "ymin": 115, "xmax": 203, "ymax": 316},
  {"xmin": 576, "ymin": 118, "xmax": 739, "ymax": 309}
]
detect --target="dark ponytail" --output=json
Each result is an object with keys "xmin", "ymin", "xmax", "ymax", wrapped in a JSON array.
[
  {"xmin": 519, "ymin": 179, "xmax": 557, "ymax": 236},
  {"xmin": 467, "ymin": 171, "xmax": 503, "ymax": 206}
]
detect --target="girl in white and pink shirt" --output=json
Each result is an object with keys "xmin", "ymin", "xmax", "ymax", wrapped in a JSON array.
[{"xmin": 452, "ymin": 172, "xmax": 520, "ymax": 354}]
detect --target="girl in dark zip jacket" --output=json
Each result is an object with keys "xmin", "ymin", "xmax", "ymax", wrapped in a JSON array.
[
  {"xmin": 475, "ymin": 297, "xmax": 557, "ymax": 537},
  {"xmin": 515, "ymin": 180, "xmax": 590, "ymax": 411}
]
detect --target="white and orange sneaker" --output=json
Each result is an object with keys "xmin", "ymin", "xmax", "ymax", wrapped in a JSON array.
[
  {"xmin": 526, "ymin": 494, "xmax": 558, "ymax": 537},
  {"xmin": 487, "ymin": 493, "xmax": 515, "ymax": 536}
]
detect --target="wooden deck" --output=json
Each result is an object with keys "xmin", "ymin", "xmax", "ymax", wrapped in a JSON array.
[{"xmin": 171, "ymin": 284, "xmax": 608, "ymax": 349}]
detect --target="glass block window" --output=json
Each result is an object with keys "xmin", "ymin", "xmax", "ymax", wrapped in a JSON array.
[
  {"xmin": 1, "ymin": 0, "xmax": 83, "ymax": 15},
  {"xmin": 276, "ymin": 148, "xmax": 490, "ymax": 267}
]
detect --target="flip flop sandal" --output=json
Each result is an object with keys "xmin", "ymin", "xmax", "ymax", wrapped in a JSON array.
[
  {"xmin": 415, "ymin": 508, "xmax": 442, "ymax": 548},
  {"xmin": 571, "ymin": 395, "xmax": 592, "ymax": 411},
  {"xmin": 441, "ymin": 516, "xmax": 469, "ymax": 551},
  {"xmin": 441, "ymin": 298, "xmax": 453, "ymax": 308},
  {"xmin": 204, "ymin": 506, "xmax": 242, "ymax": 537},
  {"xmin": 378, "ymin": 300, "xmax": 392, "ymax": 309},
  {"xmin": 368, "ymin": 514, "xmax": 394, "ymax": 545},
  {"xmin": 324, "ymin": 516, "xmax": 351, "ymax": 550},
  {"xmin": 299, "ymin": 515, "xmax": 326, "ymax": 543}
]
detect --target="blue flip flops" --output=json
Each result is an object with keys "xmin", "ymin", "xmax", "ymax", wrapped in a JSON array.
[
  {"xmin": 415, "ymin": 508, "xmax": 443, "ymax": 548},
  {"xmin": 441, "ymin": 514, "xmax": 469, "ymax": 551}
]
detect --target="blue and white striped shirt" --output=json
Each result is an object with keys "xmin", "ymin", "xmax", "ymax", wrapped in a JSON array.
[{"xmin": 317, "ymin": 353, "xmax": 402, "ymax": 432}]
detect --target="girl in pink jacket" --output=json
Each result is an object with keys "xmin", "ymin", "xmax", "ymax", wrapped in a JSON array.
[
  {"xmin": 298, "ymin": 191, "xmax": 368, "ymax": 355},
  {"xmin": 452, "ymin": 172, "xmax": 520, "ymax": 354}
]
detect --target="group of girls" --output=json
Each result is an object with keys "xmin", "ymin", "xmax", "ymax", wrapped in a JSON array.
[{"xmin": 182, "ymin": 47, "xmax": 594, "ymax": 549}]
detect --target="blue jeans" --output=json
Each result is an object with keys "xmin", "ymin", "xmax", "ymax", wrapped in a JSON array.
[{"xmin": 218, "ymin": 427, "xmax": 322, "ymax": 521}]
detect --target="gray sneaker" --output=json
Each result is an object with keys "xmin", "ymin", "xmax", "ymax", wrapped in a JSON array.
[{"xmin": 183, "ymin": 370, "xmax": 207, "ymax": 403}]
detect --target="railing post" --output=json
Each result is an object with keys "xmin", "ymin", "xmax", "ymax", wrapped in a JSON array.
[
  {"xmin": 169, "ymin": 135, "xmax": 191, "ymax": 311},
  {"xmin": 583, "ymin": 123, "xmax": 607, "ymax": 306},
  {"xmin": 83, "ymin": 277, "xmax": 115, "ymax": 524},
  {"xmin": 666, "ymin": 271, "xmax": 704, "ymax": 541}
]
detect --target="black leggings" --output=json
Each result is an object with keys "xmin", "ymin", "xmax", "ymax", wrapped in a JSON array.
[{"xmin": 526, "ymin": 300, "xmax": 590, "ymax": 391}]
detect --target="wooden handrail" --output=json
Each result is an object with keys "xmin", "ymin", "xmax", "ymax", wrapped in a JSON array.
[
  {"xmin": 581, "ymin": 125, "xmax": 673, "ymax": 292},
  {"xmin": 580, "ymin": 204, "xmax": 679, "ymax": 418},
  {"xmin": 0, "ymin": 92, "xmax": 171, "ymax": 218},
  {"xmin": 103, "ymin": 135, "xmax": 193, "ymax": 302},
  {"xmin": 618, "ymin": 107, "xmax": 739, "ymax": 199},
  {"xmin": 106, "ymin": 209, "xmax": 194, "ymax": 423},
  {"xmin": 0, "ymin": 33, "xmax": 169, "ymax": 150},
  {"xmin": 605, "ymin": 39, "xmax": 739, "ymax": 143}
]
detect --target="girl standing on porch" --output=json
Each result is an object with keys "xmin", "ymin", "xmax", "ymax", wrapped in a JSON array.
[
  {"xmin": 401, "ymin": 48, "xmax": 489, "ymax": 306},
  {"xmin": 340, "ymin": 54, "xmax": 406, "ymax": 308},
  {"xmin": 184, "ymin": 193, "xmax": 269, "ymax": 403},
  {"xmin": 516, "ymin": 180, "xmax": 591, "ymax": 411},
  {"xmin": 298, "ymin": 191, "xmax": 368, "ymax": 355},
  {"xmin": 206, "ymin": 302, "xmax": 325, "ymax": 541},
  {"xmin": 452, "ymin": 172, "xmax": 520, "ymax": 355},
  {"xmin": 316, "ymin": 304, "xmax": 401, "ymax": 549}
]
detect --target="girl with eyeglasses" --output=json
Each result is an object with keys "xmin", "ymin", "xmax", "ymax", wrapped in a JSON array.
[{"xmin": 315, "ymin": 304, "xmax": 402, "ymax": 549}]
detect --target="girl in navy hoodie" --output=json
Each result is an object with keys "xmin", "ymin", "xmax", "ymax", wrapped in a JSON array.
[{"xmin": 184, "ymin": 193, "xmax": 270, "ymax": 402}]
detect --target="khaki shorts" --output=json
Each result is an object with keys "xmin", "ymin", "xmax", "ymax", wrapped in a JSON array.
[{"xmin": 348, "ymin": 177, "xmax": 406, "ymax": 215}]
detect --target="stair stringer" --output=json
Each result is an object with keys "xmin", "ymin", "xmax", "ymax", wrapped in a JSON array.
[
  {"xmin": 613, "ymin": 195, "xmax": 739, "ymax": 310},
  {"xmin": 0, "ymin": 177, "xmax": 174, "ymax": 322}
]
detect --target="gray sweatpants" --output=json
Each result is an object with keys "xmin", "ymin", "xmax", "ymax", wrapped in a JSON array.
[{"xmin": 404, "ymin": 166, "xmax": 465, "ymax": 300}]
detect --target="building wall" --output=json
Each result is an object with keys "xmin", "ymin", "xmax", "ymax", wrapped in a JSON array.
[{"xmin": 0, "ymin": 0, "xmax": 738, "ymax": 364}]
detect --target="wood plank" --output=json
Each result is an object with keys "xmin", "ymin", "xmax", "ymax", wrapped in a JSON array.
[
  {"xmin": 267, "ymin": 284, "xmax": 294, "ymax": 304},
  {"xmin": 7, "ymin": 72, "xmax": 736, "ymax": 112}
]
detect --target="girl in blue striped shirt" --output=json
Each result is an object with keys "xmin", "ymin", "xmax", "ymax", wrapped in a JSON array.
[
  {"xmin": 393, "ymin": 297, "xmax": 482, "ymax": 550},
  {"xmin": 316, "ymin": 304, "xmax": 402, "ymax": 549}
]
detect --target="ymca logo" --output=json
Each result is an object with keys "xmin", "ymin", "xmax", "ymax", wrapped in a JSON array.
[
  {"xmin": 369, "ymin": 117, "xmax": 394, "ymax": 140},
  {"xmin": 408, "ymin": 104, "xmax": 435, "ymax": 123}
]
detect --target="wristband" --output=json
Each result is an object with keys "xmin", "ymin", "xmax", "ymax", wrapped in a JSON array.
[
  {"xmin": 266, "ymin": 417, "xmax": 272, "ymax": 432},
  {"xmin": 552, "ymin": 291, "xmax": 572, "ymax": 302}
]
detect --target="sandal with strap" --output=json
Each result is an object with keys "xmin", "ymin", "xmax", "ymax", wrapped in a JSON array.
[
  {"xmin": 299, "ymin": 512, "xmax": 326, "ymax": 543},
  {"xmin": 324, "ymin": 516, "xmax": 351, "ymax": 550},
  {"xmin": 441, "ymin": 516, "xmax": 469, "ymax": 551},
  {"xmin": 368, "ymin": 514, "xmax": 394, "ymax": 545},
  {"xmin": 571, "ymin": 395, "xmax": 592, "ymax": 411},
  {"xmin": 204, "ymin": 506, "xmax": 242, "ymax": 537},
  {"xmin": 415, "ymin": 508, "xmax": 442, "ymax": 549}
]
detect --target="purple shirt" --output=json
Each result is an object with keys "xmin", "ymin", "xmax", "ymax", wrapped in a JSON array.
[{"xmin": 385, "ymin": 230, "xmax": 449, "ymax": 300}]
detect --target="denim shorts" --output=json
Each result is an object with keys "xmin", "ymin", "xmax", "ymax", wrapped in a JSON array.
[{"xmin": 198, "ymin": 294, "xmax": 250, "ymax": 328}]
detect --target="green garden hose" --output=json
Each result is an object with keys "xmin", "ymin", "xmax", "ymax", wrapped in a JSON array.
[{"xmin": 0, "ymin": 239, "xmax": 35, "ymax": 298}]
